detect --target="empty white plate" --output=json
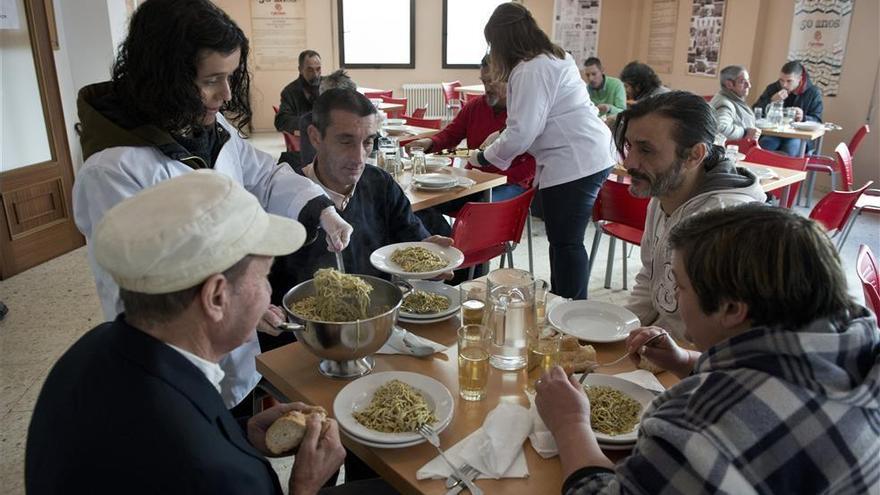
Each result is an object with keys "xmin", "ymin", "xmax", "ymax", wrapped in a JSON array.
[
  {"xmin": 548, "ymin": 300, "xmax": 639, "ymax": 343},
  {"xmin": 413, "ymin": 173, "xmax": 458, "ymax": 187},
  {"xmin": 791, "ymin": 121, "xmax": 823, "ymax": 131}
]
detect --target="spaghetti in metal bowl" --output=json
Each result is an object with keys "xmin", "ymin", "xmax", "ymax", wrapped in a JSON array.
[
  {"xmin": 401, "ymin": 290, "xmax": 450, "ymax": 314},
  {"xmin": 585, "ymin": 385, "xmax": 642, "ymax": 436},
  {"xmin": 290, "ymin": 268, "xmax": 373, "ymax": 322},
  {"xmin": 352, "ymin": 379, "xmax": 438, "ymax": 433},
  {"xmin": 390, "ymin": 246, "xmax": 447, "ymax": 273}
]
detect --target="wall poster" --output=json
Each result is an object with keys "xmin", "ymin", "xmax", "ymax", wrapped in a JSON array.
[
  {"xmin": 552, "ymin": 0, "xmax": 601, "ymax": 68},
  {"xmin": 647, "ymin": 0, "xmax": 678, "ymax": 74},
  {"xmin": 687, "ymin": 0, "xmax": 726, "ymax": 77},
  {"xmin": 250, "ymin": 0, "xmax": 307, "ymax": 71},
  {"xmin": 787, "ymin": 0, "xmax": 853, "ymax": 97}
]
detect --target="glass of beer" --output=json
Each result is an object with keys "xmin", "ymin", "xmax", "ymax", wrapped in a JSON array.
[
  {"xmin": 459, "ymin": 280, "xmax": 486, "ymax": 325},
  {"xmin": 534, "ymin": 279, "xmax": 549, "ymax": 326},
  {"xmin": 458, "ymin": 324, "xmax": 492, "ymax": 401},
  {"xmin": 526, "ymin": 327, "xmax": 561, "ymax": 392}
]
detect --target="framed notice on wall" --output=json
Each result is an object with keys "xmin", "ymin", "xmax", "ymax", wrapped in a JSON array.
[
  {"xmin": 687, "ymin": 0, "xmax": 726, "ymax": 77},
  {"xmin": 250, "ymin": 0, "xmax": 307, "ymax": 71},
  {"xmin": 647, "ymin": 0, "xmax": 677, "ymax": 74},
  {"xmin": 552, "ymin": 0, "xmax": 601, "ymax": 68},
  {"xmin": 787, "ymin": 0, "xmax": 853, "ymax": 97}
]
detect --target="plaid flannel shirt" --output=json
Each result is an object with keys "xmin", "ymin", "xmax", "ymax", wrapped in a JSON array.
[{"xmin": 565, "ymin": 308, "xmax": 880, "ymax": 495}]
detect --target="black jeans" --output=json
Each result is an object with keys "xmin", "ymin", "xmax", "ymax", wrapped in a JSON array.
[{"xmin": 539, "ymin": 168, "xmax": 611, "ymax": 300}]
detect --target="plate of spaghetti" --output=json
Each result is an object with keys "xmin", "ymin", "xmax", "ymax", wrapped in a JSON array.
[
  {"xmin": 578, "ymin": 374, "xmax": 655, "ymax": 444},
  {"xmin": 370, "ymin": 242, "xmax": 464, "ymax": 279},
  {"xmin": 333, "ymin": 372, "xmax": 454, "ymax": 446}
]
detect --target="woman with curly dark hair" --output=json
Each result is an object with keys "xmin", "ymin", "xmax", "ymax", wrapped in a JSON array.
[
  {"xmin": 72, "ymin": 0, "xmax": 353, "ymax": 412},
  {"xmin": 620, "ymin": 61, "xmax": 670, "ymax": 101}
]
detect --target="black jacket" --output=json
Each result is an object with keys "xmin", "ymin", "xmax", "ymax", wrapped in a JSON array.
[
  {"xmin": 754, "ymin": 76, "xmax": 824, "ymax": 123},
  {"xmin": 275, "ymin": 76, "xmax": 318, "ymax": 133},
  {"xmin": 25, "ymin": 317, "xmax": 282, "ymax": 495}
]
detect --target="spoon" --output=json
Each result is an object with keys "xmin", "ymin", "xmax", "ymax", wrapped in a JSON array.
[{"xmin": 392, "ymin": 326, "xmax": 434, "ymax": 356}]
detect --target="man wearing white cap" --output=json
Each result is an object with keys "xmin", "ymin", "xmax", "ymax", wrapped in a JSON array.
[{"xmin": 26, "ymin": 172, "xmax": 394, "ymax": 494}]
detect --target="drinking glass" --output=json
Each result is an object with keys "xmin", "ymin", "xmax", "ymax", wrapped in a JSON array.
[
  {"xmin": 526, "ymin": 327, "xmax": 561, "ymax": 392},
  {"xmin": 783, "ymin": 107, "xmax": 797, "ymax": 127},
  {"xmin": 458, "ymin": 324, "xmax": 492, "ymax": 401},
  {"xmin": 444, "ymin": 99, "xmax": 462, "ymax": 125},
  {"xmin": 410, "ymin": 146, "xmax": 427, "ymax": 175},
  {"xmin": 753, "ymin": 107, "xmax": 763, "ymax": 120},
  {"xmin": 725, "ymin": 144, "xmax": 740, "ymax": 163},
  {"xmin": 534, "ymin": 279, "xmax": 549, "ymax": 326},
  {"xmin": 459, "ymin": 280, "xmax": 486, "ymax": 326},
  {"xmin": 484, "ymin": 268, "xmax": 536, "ymax": 371}
]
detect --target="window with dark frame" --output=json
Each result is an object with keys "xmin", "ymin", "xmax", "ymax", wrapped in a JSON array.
[
  {"xmin": 338, "ymin": 0, "xmax": 415, "ymax": 69},
  {"xmin": 442, "ymin": 0, "xmax": 508, "ymax": 68}
]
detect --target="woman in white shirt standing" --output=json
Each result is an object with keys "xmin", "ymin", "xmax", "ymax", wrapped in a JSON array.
[{"xmin": 472, "ymin": 3, "xmax": 615, "ymax": 299}]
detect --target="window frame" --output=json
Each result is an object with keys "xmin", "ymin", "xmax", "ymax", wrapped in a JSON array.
[
  {"xmin": 441, "ymin": 0, "xmax": 504, "ymax": 69},
  {"xmin": 337, "ymin": 0, "xmax": 416, "ymax": 69}
]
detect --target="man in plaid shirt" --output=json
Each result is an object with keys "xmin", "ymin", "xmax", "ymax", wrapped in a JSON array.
[{"xmin": 535, "ymin": 204, "xmax": 880, "ymax": 494}]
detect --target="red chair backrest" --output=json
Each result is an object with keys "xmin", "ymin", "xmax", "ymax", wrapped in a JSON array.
[
  {"xmin": 835, "ymin": 142, "xmax": 855, "ymax": 191},
  {"xmin": 592, "ymin": 178, "xmax": 650, "ymax": 229},
  {"xmin": 849, "ymin": 124, "xmax": 870, "ymax": 157},
  {"xmin": 745, "ymin": 148, "xmax": 808, "ymax": 208},
  {"xmin": 404, "ymin": 117, "xmax": 442, "ymax": 129},
  {"xmin": 451, "ymin": 188, "xmax": 537, "ymax": 269},
  {"xmin": 725, "ymin": 137, "xmax": 761, "ymax": 155},
  {"xmin": 410, "ymin": 105, "xmax": 428, "ymax": 119},
  {"xmin": 702, "ymin": 95, "xmax": 714, "ymax": 102},
  {"xmin": 441, "ymin": 81, "xmax": 461, "ymax": 103},
  {"xmin": 281, "ymin": 131, "xmax": 300, "ymax": 152},
  {"xmin": 363, "ymin": 90, "xmax": 393, "ymax": 99},
  {"xmin": 809, "ymin": 181, "xmax": 873, "ymax": 234},
  {"xmin": 857, "ymin": 245, "xmax": 880, "ymax": 315},
  {"xmin": 380, "ymin": 95, "xmax": 407, "ymax": 118}
]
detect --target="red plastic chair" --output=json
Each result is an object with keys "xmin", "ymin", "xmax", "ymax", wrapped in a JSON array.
[
  {"xmin": 363, "ymin": 90, "xmax": 393, "ymax": 99},
  {"xmin": 808, "ymin": 181, "xmax": 873, "ymax": 249},
  {"xmin": 379, "ymin": 95, "xmax": 407, "ymax": 118},
  {"xmin": 725, "ymin": 137, "xmax": 761, "ymax": 156},
  {"xmin": 588, "ymin": 176, "xmax": 650, "ymax": 290},
  {"xmin": 410, "ymin": 105, "xmax": 428, "ymax": 119},
  {"xmin": 803, "ymin": 124, "xmax": 870, "ymax": 206},
  {"xmin": 857, "ymin": 245, "xmax": 880, "ymax": 315},
  {"xmin": 451, "ymin": 188, "xmax": 537, "ymax": 279},
  {"xmin": 403, "ymin": 117, "xmax": 442, "ymax": 130},
  {"xmin": 702, "ymin": 95, "xmax": 714, "ymax": 102},
  {"xmin": 441, "ymin": 81, "xmax": 461, "ymax": 103},
  {"xmin": 745, "ymin": 148, "xmax": 808, "ymax": 208}
]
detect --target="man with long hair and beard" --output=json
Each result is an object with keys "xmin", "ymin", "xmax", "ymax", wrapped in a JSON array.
[{"xmin": 612, "ymin": 91, "xmax": 766, "ymax": 347}]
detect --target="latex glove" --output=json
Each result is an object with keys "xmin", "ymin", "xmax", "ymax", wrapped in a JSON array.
[
  {"xmin": 256, "ymin": 304, "xmax": 286, "ymax": 336},
  {"xmin": 479, "ymin": 130, "xmax": 501, "ymax": 150},
  {"xmin": 319, "ymin": 207, "xmax": 352, "ymax": 252},
  {"xmin": 467, "ymin": 149, "xmax": 483, "ymax": 169}
]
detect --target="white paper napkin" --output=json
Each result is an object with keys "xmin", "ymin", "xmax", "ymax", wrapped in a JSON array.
[
  {"xmin": 416, "ymin": 403, "xmax": 531, "ymax": 480},
  {"xmin": 528, "ymin": 371, "xmax": 667, "ymax": 457},
  {"xmin": 375, "ymin": 328, "xmax": 447, "ymax": 355}
]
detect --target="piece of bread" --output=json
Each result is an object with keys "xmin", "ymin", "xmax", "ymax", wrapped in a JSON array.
[
  {"xmin": 266, "ymin": 406, "xmax": 327, "ymax": 455},
  {"xmin": 637, "ymin": 355, "xmax": 664, "ymax": 374},
  {"xmin": 558, "ymin": 336, "xmax": 597, "ymax": 373}
]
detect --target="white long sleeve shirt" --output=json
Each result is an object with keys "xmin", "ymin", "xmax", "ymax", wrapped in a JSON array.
[
  {"xmin": 73, "ymin": 114, "xmax": 327, "ymax": 408},
  {"xmin": 482, "ymin": 53, "xmax": 617, "ymax": 189}
]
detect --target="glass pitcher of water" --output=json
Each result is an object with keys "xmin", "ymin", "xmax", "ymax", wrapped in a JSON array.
[
  {"xmin": 483, "ymin": 268, "xmax": 536, "ymax": 371},
  {"xmin": 765, "ymin": 101, "xmax": 784, "ymax": 130}
]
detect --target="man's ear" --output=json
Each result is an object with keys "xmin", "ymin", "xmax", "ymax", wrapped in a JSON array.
[
  {"xmin": 718, "ymin": 300, "xmax": 750, "ymax": 332},
  {"xmin": 198, "ymin": 274, "xmax": 229, "ymax": 324},
  {"xmin": 685, "ymin": 142, "xmax": 709, "ymax": 170},
  {"xmin": 307, "ymin": 123, "xmax": 322, "ymax": 149}
]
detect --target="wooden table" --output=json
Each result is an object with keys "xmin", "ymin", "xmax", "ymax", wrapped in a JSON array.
[
  {"xmin": 759, "ymin": 125, "xmax": 825, "ymax": 157},
  {"xmin": 453, "ymin": 84, "xmax": 485, "ymax": 96},
  {"xmin": 405, "ymin": 166, "xmax": 507, "ymax": 212},
  {"xmin": 257, "ymin": 316, "xmax": 678, "ymax": 495},
  {"xmin": 384, "ymin": 124, "xmax": 441, "ymax": 142},
  {"xmin": 379, "ymin": 102, "xmax": 405, "ymax": 114}
]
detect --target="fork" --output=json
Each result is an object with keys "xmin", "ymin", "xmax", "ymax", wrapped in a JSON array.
[
  {"xmin": 579, "ymin": 331, "xmax": 668, "ymax": 385},
  {"xmin": 417, "ymin": 424, "xmax": 483, "ymax": 495},
  {"xmin": 445, "ymin": 464, "xmax": 480, "ymax": 493}
]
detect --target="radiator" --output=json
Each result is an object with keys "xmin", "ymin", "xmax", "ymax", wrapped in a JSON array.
[{"xmin": 401, "ymin": 83, "xmax": 446, "ymax": 119}]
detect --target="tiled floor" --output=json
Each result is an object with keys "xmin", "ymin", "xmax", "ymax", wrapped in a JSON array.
[{"xmin": 1, "ymin": 131, "xmax": 877, "ymax": 493}]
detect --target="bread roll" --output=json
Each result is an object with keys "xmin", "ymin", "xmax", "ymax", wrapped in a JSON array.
[
  {"xmin": 559, "ymin": 335, "xmax": 597, "ymax": 373},
  {"xmin": 266, "ymin": 406, "xmax": 327, "ymax": 455}
]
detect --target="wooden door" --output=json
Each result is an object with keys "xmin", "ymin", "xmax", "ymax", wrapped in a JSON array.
[{"xmin": 0, "ymin": 0, "xmax": 83, "ymax": 279}]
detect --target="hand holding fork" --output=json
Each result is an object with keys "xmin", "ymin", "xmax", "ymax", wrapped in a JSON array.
[{"xmin": 417, "ymin": 424, "xmax": 483, "ymax": 495}]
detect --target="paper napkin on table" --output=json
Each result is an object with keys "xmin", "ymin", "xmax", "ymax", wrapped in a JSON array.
[
  {"xmin": 376, "ymin": 328, "xmax": 447, "ymax": 356},
  {"xmin": 528, "ymin": 371, "xmax": 667, "ymax": 458},
  {"xmin": 416, "ymin": 403, "xmax": 531, "ymax": 480}
]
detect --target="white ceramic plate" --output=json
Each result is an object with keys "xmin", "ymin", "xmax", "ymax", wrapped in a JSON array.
[
  {"xmin": 370, "ymin": 242, "xmax": 464, "ymax": 280},
  {"xmin": 399, "ymin": 280, "xmax": 461, "ymax": 320},
  {"xmin": 755, "ymin": 119, "xmax": 776, "ymax": 129},
  {"xmin": 339, "ymin": 428, "xmax": 425, "ymax": 449},
  {"xmin": 747, "ymin": 165, "xmax": 778, "ymax": 180},
  {"xmin": 383, "ymin": 125, "xmax": 411, "ymax": 134},
  {"xmin": 578, "ymin": 374, "xmax": 655, "ymax": 444},
  {"xmin": 384, "ymin": 118, "xmax": 407, "ymax": 126},
  {"xmin": 548, "ymin": 300, "xmax": 639, "ymax": 343},
  {"xmin": 791, "ymin": 121, "xmax": 822, "ymax": 131},
  {"xmin": 425, "ymin": 156, "xmax": 453, "ymax": 168},
  {"xmin": 333, "ymin": 371, "xmax": 454, "ymax": 444},
  {"xmin": 413, "ymin": 173, "xmax": 458, "ymax": 187}
]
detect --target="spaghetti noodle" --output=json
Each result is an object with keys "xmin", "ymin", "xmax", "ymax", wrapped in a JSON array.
[
  {"xmin": 401, "ymin": 290, "xmax": 450, "ymax": 314},
  {"xmin": 353, "ymin": 380, "xmax": 437, "ymax": 433},
  {"xmin": 291, "ymin": 268, "xmax": 373, "ymax": 322},
  {"xmin": 390, "ymin": 246, "xmax": 447, "ymax": 273},
  {"xmin": 585, "ymin": 385, "xmax": 642, "ymax": 436}
]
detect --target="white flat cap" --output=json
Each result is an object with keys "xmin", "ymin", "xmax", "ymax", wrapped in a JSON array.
[{"xmin": 94, "ymin": 170, "xmax": 305, "ymax": 294}]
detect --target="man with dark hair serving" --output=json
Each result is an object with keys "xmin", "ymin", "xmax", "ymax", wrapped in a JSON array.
[
  {"xmin": 72, "ymin": 0, "xmax": 352, "ymax": 413},
  {"xmin": 535, "ymin": 203, "xmax": 880, "ymax": 494},
  {"xmin": 275, "ymin": 49, "xmax": 323, "ymax": 133}
]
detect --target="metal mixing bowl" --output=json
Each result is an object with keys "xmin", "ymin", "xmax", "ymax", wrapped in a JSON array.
[{"xmin": 279, "ymin": 275, "xmax": 407, "ymax": 379}]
